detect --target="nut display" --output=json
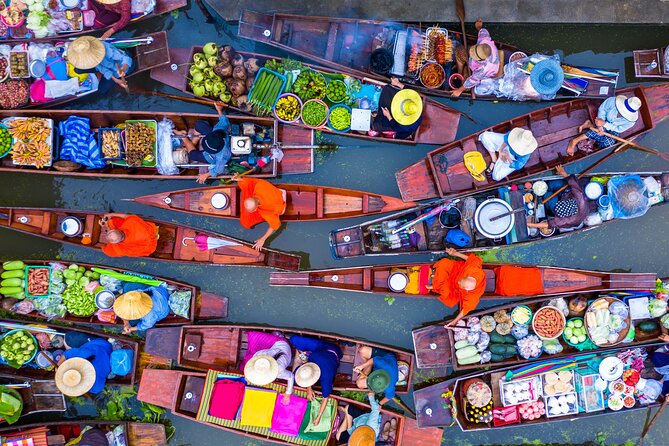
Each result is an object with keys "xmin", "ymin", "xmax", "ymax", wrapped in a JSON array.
[
  {"xmin": 125, "ymin": 122, "xmax": 155, "ymax": 167},
  {"xmin": 9, "ymin": 52, "xmax": 28, "ymax": 78},
  {"xmin": 100, "ymin": 130, "xmax": 122, "ymax": 158}
]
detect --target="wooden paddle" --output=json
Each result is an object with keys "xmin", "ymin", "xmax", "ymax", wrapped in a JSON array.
[
  {"xmin": 639, "ymin": 394, "xmax": 669, "ymax": 445},
  {"xmin": 599, "ymin": 130, "xmax": 669, "ymax": 162},
  {"xmin": 455, "ymin": 0, "xmax": 468, "ymax": 60},
  {"xmin": 131, "ymin": 87, "xmax": 228, "ymax": 108}
]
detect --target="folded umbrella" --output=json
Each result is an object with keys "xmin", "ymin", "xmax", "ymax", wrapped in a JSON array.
[{"xmin": 182, "ymin": 234, "xmax": 241, "ymax": 251}]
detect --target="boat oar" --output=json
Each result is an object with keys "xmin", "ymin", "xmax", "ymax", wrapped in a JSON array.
[
  {"xmin": 598, "ymin": 130, "xmax": 669, "ymax": 162},
  {"xmin": 455, "ymin": 0, "xmax": 468, "ymax": 62},
  {"xmin": 0, "ymin": 322, "xmax": 64, "ymax": 336},
  {"xmin": 639, "ymin": 394, "xmax": 669, "ymax": 445},
  {"xmin": 392, "ymin": 396, "xmax": 416, "ymax": 419},
  {"xmin": 131, "ymin": 87, "xmax": 227, "ymax": 108},
  {"xmin": 391, "ymin": 199, "xmax": 460, "ymax": 234},
  {"xmin": 220, "ymin": 168, "xmax": 257, "ymax": 185}
]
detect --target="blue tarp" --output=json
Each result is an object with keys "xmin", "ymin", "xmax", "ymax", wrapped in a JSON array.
[{"xmin": 58, "ymin": 116, "xmax": 106, "ymax": 169}]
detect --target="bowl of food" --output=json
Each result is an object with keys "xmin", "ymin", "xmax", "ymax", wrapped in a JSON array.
[
  {"xmin": 608, "ymin": 394, "xmax": 624, "ymax": 411},
  {"xmin": 0, "ymin": 329, "xmax": 38, "ymax": 368},
  {"xmin": 1, "ymin": 7, "xmax": 24, "ymax": 28},
  {"xmin": 562, "ymin": 317, "xmax": 588, "ymax": 346},
  {"xmin": 420, "ymin": 62, "xmax": 446, "ymax": 89},
  {"xmin": 532, "ymin": 306, "xmax": 566, "ymax": 340},
  {"xmin": 511, "ymin": 305, "xmax": 532, "ymax": 326},
  {"xmin": 326, "ymin": 79, "xmax": 348, "ymax": 103},
  {"xmin": 327, "ymin": 104, "xmax": 352, "ymax": 132},
  {"xmin": 273, "ymin": 93, "xmax": 302, "ymax": 123},
  {"xmin": 301, "ymin": 99, "xmax": 328, "ymax": 129},
  {"xmin": 585, "ymin": 297, "xmax": 630, "ymax": 347}
]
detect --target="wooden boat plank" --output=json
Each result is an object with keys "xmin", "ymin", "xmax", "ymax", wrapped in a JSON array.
[
  {"xmin": 137, "ymin": 369, "xmax": 183, "ymax": 410},
  {"xmin": 645, "ymin": 82, "xmax": 669, "ymax": 126},
  {"xmin": 127, "ymin": 423, "xmax": 166, "ymax": 446},
  {"xmin": 414, "ymin": 378, "xmax": 458, "ymax": 428},
  {"xmin": 395, "ymin": 159, "xmax": 440, "ymax": 202},
  {"xmin": 144, "ymin": 327, "xmax": 182, "ymax": 361},
  {"xmin": 195, "ymin": 292, "xmax": 229, "ymax": 319},
  {"xmin": 153, "ymin": 0, "xmax": 187, "ymax": 15},
  {"xmin": 413, "ymin": 325, "xmax": 451, "ymax": 369},
  {"xmin": 401, "ymin": 418, "xmax": 443, "ymax": 446},
  {"xmin": 633, "ymin": 47, "xmax": 669, "ymax": 79}
]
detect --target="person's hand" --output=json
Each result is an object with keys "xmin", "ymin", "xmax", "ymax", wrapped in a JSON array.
[
  {"xmin": 196, "ymin": 172, "xmax": 211, "ymax": 184},
  {"xmin": 390, "ymin": 77, "xmax": 404, "ymax": 89},
  {"xmin": 450, "ymin": 86, "xmax": 465, "ymax": 97},
  {"xmin": 499, "ymin": 150, "xmax": 512, "ymax": 163},
  {"xmin": 282, "ymin": 394, "xmax": 291, "ymax": 405},
  {"xmin": 57, "ymin": 355, "xmax": 65, "ymax": 366},
  {"xmin": 596, "ymin": 127, "xmax": 605, "ymax": 136},
  {"xmin": 101, "ymin": 28, "xmax": 114, "ymax": 40},
  {"xmin": 446, "ymin": 247, "xmax": 458, "ymax": 256},
  {"xmin": 443, "ymin": 320, "xmax": 457, "ymax": 330},
  {"xmin": 214, "ymin": 102, "xmax": 224, "ymax": 115},
  {"xmin": 368, "ymin": 392, "xmax": 375, "ymax": 398},
  {"xmin": 306, "ymin": 387, "xmax": 314, "ymax": 402},
  {"xmin": 381, "ymin": 107, "xmax": 392, "ymax": 120},
  {"xmin": 475, "ymin": 18, "xmax": 483, "ymax": 31},
  {"xmin": 98, "ymin": 215, "xmax": 110, "ymax": 228},
  {"xmin": 173, "ymin": 129, "xmax": 187, "ymax": 136},
  {"xmin": 595, "ymin": 118, "xmax": 605, "ymax": 128},
  {"xmin": 122, "ymin": 326, "xmax": 137, "ymax": 335},
  {"xmin": 555, "ymin": 164, "xmax": 568, "ymax": 177},
  {"xmin": 659, "ymin": 334, "xmax": 669, "ymax": 343},
  {"xmin": 353, "ymin": 365, "xmax": 363, "ymax": 374},
  {"xmin": 252, "ymin": 237, "xmax": 266, "ymax": 251},
  {"xmin": 230, "ymin": 173, "xmax": 243, "ymax": 182},
  {"xmin": 313, "ymin": 415, "xmax": 321, "ymax": 426}
]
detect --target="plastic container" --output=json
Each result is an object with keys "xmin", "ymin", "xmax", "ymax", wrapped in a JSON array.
[
  {"xmin": 124, "ymin": 120, "xmax": 157, "ymax": 167},
  {"xmin": 0, "ymin": 329, "xmax": 38, "ymax": 366},
  {"xmin": 0, "ymin": 123, "xmax": 13, "ymax": 159},
  {"xmin": 327, "ymin": 104, "xmax": 352, "ymax": 132},
  {"xmin": 562, "ymin": 317, "xmax": 587, "ymax": 347},
  {"xmin": 248, "ymin": 67, "xmax": 287, "ymax": 110},
  {"xmin": 6, "ymin": 117, "xmax": 54, "ymax": 167},
  {"xmin": 272, "ymin": 93, "xmax": 302, "ymax": 124},
  {"xmin": 98, "ymin": 128, "xmax": 124, "ymax": 161},
  {"xmin": 9, "ymin": 50, "xmax": 29, "ymax": 79},
  {"xmin": 24, "ymin": 265, "xmax": 52, "ymax": 298},
  {"xmin": 0, "ymin": 9, "xmax": 24, "ymax": 29},
  {"xmin": 511, "ymin": 305, "xmax": 533, "ymax": 326},
  {"xmin": 419, "ymin": 62, "xmax": 446, "ymax": 89},
  {"xmin": 325, "ymin": 79, "xmax": 348, "ymax": 103},
  {"xmin": 301, "ymin": 98, "xmax": 328, "ymax": 129}
]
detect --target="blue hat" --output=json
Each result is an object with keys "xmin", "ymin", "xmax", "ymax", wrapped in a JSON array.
[
  {"xmin": 530, "ymin": 59, "xmax": 564, "ymax": 95},
  {"xmin": 445, "ymin": 229, "xmax": 470, "ymax": 248}
]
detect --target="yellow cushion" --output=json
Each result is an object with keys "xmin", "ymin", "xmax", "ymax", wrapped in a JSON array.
[
  {"xmin": 239, "ymin": 388, "xmax": 277, "ymax": 428},
  {"xmin": 67, "ymin": 63, "xmax": 88, "ymax": 82}
]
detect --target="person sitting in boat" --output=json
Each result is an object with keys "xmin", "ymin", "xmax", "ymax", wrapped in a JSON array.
[
  {"xmin": 232, "ymin": 175, "xmax": 287, "ymax": 251},
  {"xmin": 67, "ymin": 36, "xmax": 133, "ymax": 93},
  {"xmin": 91, "ymin": 0, "xmax": 132, "ymax": 40},
  {"xmin": 353, "ymin": 346, "xmax": 398, "ymax": 406},
  {"xmin": 290, "ymin": 335, "xmax": 343, "ymax": 426},
  {"xmin": 371, "ymin": 78, "xmax": 423, "ymax": 139},
  {"xmin": 99, "ymin": 213, "xmax": 159, "ymax": 258},
  {"xmin": 479, "ymin": 127, "xmax": 538, "ymax": 181},
  {"xmin": 174, "ymin": 103, "xmax": 232, "ymax": 184},
  {"xmin": 428, "ymin": 248, "xmax": 486, "ymax": 328},
  {"xmin": 58, "ymin": 334, "xmax": 112, "ymax": 395},
  {"xmin": 113, "ymin": 288, "xmax": 170, "ymax": 334},
  {"xmin": 526, "ymin": 165, "xmax": 589, "ymax": 231},
  {"xmin": 452, "ymin": 19, "xmax": 500, "ymax": 98},
  {"xmin": 566, "ymin": 95, "xmax": 642, "ymax": 155},
  {"xmin": 244, "ymin": 339, "xmax": 294, "ymax": 404},
  {"xmin": 335, "ymin": 394, "xmax": 382, "ymax": 445}
]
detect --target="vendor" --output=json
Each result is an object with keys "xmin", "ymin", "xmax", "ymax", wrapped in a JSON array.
[
  {"xmin": 371, "ymin": 78, "xmax": 423, "ymax": 140},
  {"xmin": 567, "ymin": 95, "xmax": 642, "ymax": 155},
  {"xmin": 91, "ymin": 0, "xmax": 132, "ymax": 40},
  {"xmin": 452, "ymin": 19, "xmax": 499, "ymax": 98},
  {"xmin": 353, "ymin": 346, "xmax": 398, "ymax": 406},
  {"xmin": 479, "ymin": 127, "xmax": 538, "ymax": 181},
  {"xmin": 58, "ymin": 335, "xmax": 112, "ymax": 395},
  {"xmin": 245, "ymin": 349, "xmax": 294, "ymax": 404},
  {"xmin": 428, "ymin": 248, "xmax": 485, "ymax": 328},
  {"xmin": 231, "ymin": 175, "xmax": 286, "ymax": 250},
  {"xmin": 99, "ymin": 213, "xmax": 159, "ymax": 258},
  {"xmin": 335, "ymin": 397, "xmax": 381, "ymax": 445},
  {"xmin": 527, "ymin": 165, "xmax": 589, "ymax": 231},
  {"xmin": 113, "ymin": 288, "xmax": 170, "ymax": 334},
  {"xmin": 174, "ymin": 103, "xmax": 231, "ymax": 184},
  {"xmin": 67, "ymin": 36, "xmax": 133, "ymax": 93}
]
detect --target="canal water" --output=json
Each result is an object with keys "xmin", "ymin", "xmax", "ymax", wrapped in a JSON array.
[{"xmin": 2, "ymin": 3, "xmax": 669, "ymax": 445}]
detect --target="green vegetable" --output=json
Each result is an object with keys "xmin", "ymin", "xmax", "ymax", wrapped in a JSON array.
[
  {"xmin": 301, "ymin": 100, "xmax": 328, "ymax": 127},
  {"xmin": 490, "ymin": 353, "xmax": 505, "ymax": 362},
  {"xmin": 0, "ymin": 286, "xmax": 23, "ymax": 295},
  {"xmin": 455, "ymin": 345, "xmax": 478, "ymax": 360},
  {"xmin": 63, "ymin": 269, "xmax": 76, "ymax": 280},
  {"xmin": 0, "ymin": 128, "xmax": 12, "ymax": 158},
  {"xmin": 2, "ymin": 261, "xmax": 24, "ymax": 271},
  {"xmin": 490, "ymin": 332, "xmax": 516, "ymax": 344},
  {"xmin": 1, "ymin": 270, "xmax": 24, "ymax": 279},
  {"xmin": 62, "ymin": 283, "xmax": 96, "ymax": 317},
  {"xmin": 68, "ymin": 264, "xmax": 79, "ymax": 270},
  {"xmin": 0, "ymin": 278, "xmax": 22, "ymax": 288},
  {"xmin": 328, "ymin": 106, "xmax": 351, "ymax": 131},
  {"xmin": 0, "ymin": 387, "xmax": 23, "ymax": 424},
  {"xmin": 489, "ymin": 344, "xmax": 508, "ymax": 355},
  {"xmin": 639, "ymin": 321, "xmax": 659, "ymax": 332},
  {"xmin": 454, "ymin": 340, "xmax": 471, "ymax": 350},
  {"xmin": 458, "ymin": 353, "xmax": 481, "ymax": 365},
  {"xmin": 291, "ymin": 69, "xmax": 326, "ymax": 101},
  {"xmin": 326, "ymin": 80, "xmax": 348, "ymax": 103},
  {"xmin": 505, "ymin": 345, "xmax": 517, "ymax": 355},
  {"xmin": 249, "ymin": 69, "xmax": 285, "ymax": 115},
  {"xmin": 0, "ymin": 330, "xmax": 36, "ymax": 368}
]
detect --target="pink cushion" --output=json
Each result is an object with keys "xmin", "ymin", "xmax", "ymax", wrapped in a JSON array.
[
  {"xmin": 208, "ymin": 379, "xmax": 245, "ymax": 420},
  {"xmin": 240, "ymin": 331, "xmax": 287, "ymax": 369},
  {"xmin": 270, "ymin": 394, "xmax": 308, "ymax": 436}
]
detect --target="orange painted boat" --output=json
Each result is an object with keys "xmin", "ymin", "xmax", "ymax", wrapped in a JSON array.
[
  {"xmin": 131, "ymin": 184, "xmax": 416, "ymax": 222},
  {"xmin": 0, "ymin": 208, "xmax": 301, "ymax": 271}
]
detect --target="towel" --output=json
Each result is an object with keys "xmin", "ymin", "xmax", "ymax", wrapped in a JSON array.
[{"xmin": 58, "ymin": 116, "xmax": 106, "ymax": 169}]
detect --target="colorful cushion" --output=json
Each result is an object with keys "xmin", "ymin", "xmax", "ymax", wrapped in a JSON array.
[
  {"xmin": 208, "ymin": 379, "xmax": 245, "ymax": 420},
  {"xmin": 270, "ymin": 395, "xmax": 308, "ymax": 437},
  {"xmin": 239, "ymin": 387, "xmax": 277, "ymax": 428},
  {"xmin": 494, "ymin": 266, "xmax": 544, "ymax": 296}
]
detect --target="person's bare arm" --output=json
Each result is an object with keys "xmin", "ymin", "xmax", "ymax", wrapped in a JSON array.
[
  {"xmin": 353, "ymin": 358, "xmax": 374, "ymax": 374},
  {"xmin": 313, "ymin": 396, "xmax": 329, "ymax": 425},
  {"xmin": 252, "ymin": 225, "xmax": 275, "ymax": 251},
  {"xmin": 444, "ymin": 310, "xmax": 466, "ymax": 329},
  {"xmin": 446, "ymin": 247, "xmax": 468, "ymax": 261}
]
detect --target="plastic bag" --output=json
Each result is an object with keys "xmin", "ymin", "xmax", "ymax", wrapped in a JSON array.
[
  {"xmin": 511, "ymin": 324, "xmax": 529, "ymax": 340},
  {"xmin": 496, "ymin": 53, "xmax": 560, "ymax": 101},
  {"xmin": 547, "ymin": 297, "xmax": 569, "ymax": 317},
  {"xmin": 157, "ymin": 118, "xmax": 180, "ymax": 176},
  {"xmin": 543, "ymin": 339, "xmax": 564, "ymax": 355},
  {"xmin": 637, "ymin": 379, "xmax": 662, "ymax": 405},
  {"xmin": 100, "ymin": 275, "xmax": 123, "ymax": 293},
  {"xmin": 11, "ymin": 299, "xmax": 34, "ymax": 315},
  {"xmin": 608, "ymin": 175, "xmax": 650, "ymax": 220},
  {"xmin": 168, "ymin": 289, "xmax": 192, "ymax": 319},
  {"xmin": 110, "ymin": 349, "xmax": 134, "ymax": 376}
]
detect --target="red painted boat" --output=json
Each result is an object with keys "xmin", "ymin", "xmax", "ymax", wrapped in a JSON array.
[{"xmin": 633, "ymin": 45, "xmax": 669, "ymax": 79}]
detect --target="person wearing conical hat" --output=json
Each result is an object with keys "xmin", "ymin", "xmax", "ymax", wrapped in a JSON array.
[
  {"xmin": 371, "ymin": 78, "xmax": 424, "ymax": 140},
  {"xmin": 452, "ymin": 18, "xmax": 500, "ymax": 98},
  {"xmin": 566, "ymin": 95, "xmax": 642, "ymax": 155},
  {"xmin": 353, "ymin": 346, "xmax": 400, "ymax": 406},
  {"xmin": 99, "ymin": 213, "xmax": 159, "ymax": 258},
  {"xmin": 58, "ymin": 335, "xmax": 112, "ymax": 395},
  {"xmin": 90, "ymin": 0, "xmax": 132, "ymax": 40},
  {"xmin": 335, "ymin": 398, "xmax": 382, "ymax": 445},
  {"xmin": 114, "ymin": 287, "xmax": 170, "ymax": 334},
  {"xmin": 478, "ymin": 127, "xmax": 539, "ymax": 181},
  {"xmin": 68, "ymin": 36, "xmax": 133, "ymax": 92},
  {"xmin": 244, "ymin": 337, "xmax": 294, "ymax": 404}
]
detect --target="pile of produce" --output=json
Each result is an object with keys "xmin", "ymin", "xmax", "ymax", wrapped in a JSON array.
[
  {"xmin": 464, "ymin": 379, "xmax": 493, "ymax": 423},
  {"xmin": 301, "ymin": 100, "xmax": 328, "ymax": 127},
  {"xmin": 0, "ymin": 57, "xmax": 7, "ymax": 78},
  {"xmin": 420, "ymin": 62, "xmax": 445, "ymax": 88},
  {"xmin": 0, "ymin": 80, "xmax": 29, "ymax": 109},
  {"xmin": 0, "ymin": 387, "xmax": 22, "ymax": 424},
  {"xmin": 0, "ymin": 126, "xmax": 11, "ymax": 158},
  {"xmin": 585, "ymin": 298, "xmax": 630, "ymax": 346},
  {"xmin": 542, "ymin": 371, "xmax": 574, "ymax": 396},
  {"xmin": 511, "ymin": 306, "xmax": 532, "ymax": 325},
  {"xmin": 328, "ymin": 106, "xmax": 351, "ymax": 131},
  {"xmin": 100, "ymin": 129, "xmax": 122, "ymax": 159},
  {"xmin": 1, "ymin": 261, "xmax": 25, "ymax": 298},
  {"xmin": 518, "ymin": 400, "xmax": 545, "ymax": 420},
  {"xmin": 8, "ymin": 118, "xmax": 51, "ymax": 168},
  {"xmin": 563, "ymin": 318, "xmax": 587, "ymax": 345},
  {"xmin": 517, "ymin": 334, "xmax": 543, "ymax": 359},
  {"xmin": 326, "ymin": 80, "xmax": 347, "ymax": 103},
  {"xmin": 0, "ymin": 330, "xmax": 36, "ymax": 367},
  {"xmin": 249, "ymin": 68, "xmax": 284, "ymax": 115},
  {"xmin": 292, "ymin": 70, "xmax": 326, "ymax": 101},
  {"xmin": 125, "ymin": 122, "xmax": 155, "ymax": 167},
  {"xmin": 1, "ymin": 6, "xmax": 24, "ymax": 27},
  {"xmin": 9, "ymin": 52, "xmax": 28, "ymax": 78},
  {"xmin": 62, "ymin": 282, "xmax": 95, "ymax": 317},
  {"xmin": 532, "ymin": 306, "xmax": 565, "ymax": 339},
  {"xmin": 27, "ymin": 267, "xmax": 49, "ymax": 296},
  {"xmin": 274, "ymin": 94, "xmax": 301, "ymax": 122}
]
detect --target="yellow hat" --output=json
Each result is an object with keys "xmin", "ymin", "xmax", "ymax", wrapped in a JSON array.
[
  {"xmin": 95, "ymin": 0, "xmax": 122, "ymax": 3},
  {"xmin": 390, "ymin": 89, "xmax": 423, "ymax": 126},
  {"xmin": 244, "ymin": 355, "xmax": 280, "ymax": 386},
  {"xmin": 469, "ymin": 43, "xmax": 492, "ymax": 62},
  {"xmin": 348, "ymin": 426, "xmax": 376, "ymax": 446},
  {"xmin": 55, "ymin": 358, "xmax": 96, "ymax": 397},
  {"xmin": 67, "ymin": 37, "xmax": 105, "ymax": 70},
  {"xmin": 113, "ymin": 291, "xmax": 153, "ymax": 320},
  {"xmin": 464, "ymin": 151, "xmax": 486, "ymax": 182}
]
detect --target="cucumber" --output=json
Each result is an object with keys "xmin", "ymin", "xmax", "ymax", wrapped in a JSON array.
[
  {"xmin": 1, "ymin": 278, "xmax": 23, "ymax": 288},
  {"xmin": 0, "ymin": 286, "xmax": 24, "ymax": 295},
  {"xmin": 489, "ymin": 344, "xmax": 508, "ymax": 355},
  {"xmin": 4, "ymin": 292, "xmax": 24, "ymax": 300},
  {"xmin": 505, "ymin": 345, "xmax": 518, "ymax": 355},
  {"xmin": 455, "ymin": 345, "xmax": 478, "ymax": 360},
  {"xmin": 2, "ymin": 261, "xmax": 25, "ymax": 271},
  {"xmin": 490, "ymin": 332, "xmax": 506, "ymax": 344},
  {"xmin": 491, "ymin": 353, "xmax": 506, "ymax": 362},
  {"xmin": 1, "ymin": 270, "xmax": 24, "ymax": 279},
  {"xmin": 454, "ymin": 340, "xmax": 471, "ymax": 350},
  {"xmin": 638, "ymin": 321, "xmax": 659, "ymax": 332},
  {"xmin": 458, "ymin": 353, "xmax": 481, "ymax": 365}
]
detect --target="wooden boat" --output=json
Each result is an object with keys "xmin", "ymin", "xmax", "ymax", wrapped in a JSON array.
[
  {"xmin": 144, "ymin": 324, "xmax": 414, "ymax": 394},
  {"xmin": 269, "ymin": 264, "xmax": 656, "ymax": 301},
  {"xmin": 396, "ymin": 84, "xmax": 669, "ymax": 202},
  {"xmin": 150, "ymin": 47, "xmax": 460, "ymax": 145},
  {"xmin": 0, "ymin": 110, "xmax": 313, "ymax": 179},
  {"xmin": 138, "ymin": 369, "xmax": 443, "ymax": 446},
  {"xmin": 131, "ymin": 184, "xmax": 416, "ymax": 222},
  {"xmin": 633, "ymin": 45, "xmax": 669, "ymax": 79},
  {"xmin": 0, "ymin": 376, "xmax": 66, "ymax": 422},
  {"xmin": 0, "ymin": 421, "xmax": 166, "ymax": 446},
  {"xmin": 412, "ymin": 289, "xmax": 666, "ymax": 371},
  {"xmin": 0, "ymin": 207, "xmax": 301, "ymax": 271},
  {"xmin": 1, "ymin": 260, "xmax": 228, "ymax": 327},
  {"xmin": 0, "ymin": 317, "xmax": 139, "ymax": 386},
  {"xmin": 238, "ymin": 11, "xmax": 620, "ymax": 101},
  {"xmin": 413, "ymin": 342, "xmax": 667, "ymax": 431},
  {"xmin": 329, "ymin": 171, "xmax": 669, "ymax": 259}
]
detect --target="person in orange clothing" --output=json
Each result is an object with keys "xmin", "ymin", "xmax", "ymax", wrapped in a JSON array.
[
  {"xmin": 427, "ymin": 247, "xmax": 486, "ymax": 329},
  {"xmin": 99, "ymin": 213, "xmax": 158, "ymax": 258},
  {"xmin": 233, "ymin": 174, "xmax": 287, "ymax": 251}
]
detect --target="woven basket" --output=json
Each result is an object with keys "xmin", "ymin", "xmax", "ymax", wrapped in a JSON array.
[{"xmin": 53, "ymin": 160, "xmax": 83, "ymax": 172}]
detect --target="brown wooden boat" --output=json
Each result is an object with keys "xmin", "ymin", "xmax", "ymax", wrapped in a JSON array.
[
  {"xmin": 138, "ymin": 369, "xmax": 443, "ymax": 446},
  {"xmin": 144, "ymin": 324, "xmax": 414, "ymax": 394},
  {"xmin": 1, "ymin": 260, "xmax": 228, "ymax": 327},
  {"xmin": 0, "ymin": 110, "xmax": 313, "ymax": 179},
  {"xmin": 131, "ymin": 184, "xmax": 416, "ymax": 222},
  {"xmin": 0, "ymin": 208, "xmax": 301, "ymax": 271},
  {"xmin": 413, "ymin": 342, "xmax": 666, "ymax": 431},
  {"xmin": 0, "ymin": 317, "xmax": 139, "ymax": 386},
  {"xmin": 0, "ymin": 376, "xmax": 66, "ymax": 422},
  {"xmin": 150, "ymin": 47, "xmax": 461, "ymax": 145},
  {"xmin": 237, "ymin": 11, "xmax": 620, "ymax": 101},
  {"xmin": 329, "ymin": 171, "xmax": 669, "ymax": 259},
  {"xmin": 396, "ymin": 84, "xmax": 668, "ymax": 202},
  {"xmin": 269, "ymin": 263, "xmax": 656, "ymax": 301},
  {"xmin": 0, "ymin": 421, "xmax": 166, "ymax": 446},
  {"xmin": 633, "ymin": 45, "xmax": 669, "ymax": 79}
]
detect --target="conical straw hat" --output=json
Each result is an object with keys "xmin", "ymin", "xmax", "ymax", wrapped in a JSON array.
[
  {"xmin": 55, "ymin": 358, "xmax": 96, "ymax": 396},
  {"xmin": 113, "ymin": 291, "xmax": 153, "ymax": 320},
  {"xmin": 67, "ymin": 37, "xmax": 106, "ymax": 70}
]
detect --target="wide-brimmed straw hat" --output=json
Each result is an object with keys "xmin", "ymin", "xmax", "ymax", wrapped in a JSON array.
[
  {"xmin": 294, "ymin": 362, "xmax": 321, "ymax": 387},
  {"xmin": 67, "ymin": 36, "xmax": 105, "ymax": 70},
  {"xmin": 469, "ymin": 43, "xmax": 492, "ymax": 62},
  {"xmin": 507, "ymin": 127, "xmax": 538, "ymax": 156},
  {"xmin": 530, "ymin": 59, "xmax": 564, "ymax": 95},
  {"xmin": 615, "ymin": 95, "xmax": 641, "ymax": 122},
  {"xmin": 348, "ymin": 426, "xmax": 376, "ymax": 446},
  {"xmin": 55, "ymin": 358, "xmax": 96, "ymax": 396},
  {"xmin": 390, "ymin": 89, "xmax": 423, "ymax": 126},
  {"xmin": 367, "ymin": 369, "xmax": 391, "ymax": 393},
  {"xmin": 244, "ymin": 355, "xmax": 280, "ymax": 386},
  {"xmin": 95, "ymin": 0, "xmax": 122, "ymax": 4},
  {"xmin": 113, "ymin": 291, "xmax": 153, "ymax": 321}
]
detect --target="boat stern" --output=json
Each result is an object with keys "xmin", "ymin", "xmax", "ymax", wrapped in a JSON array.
[
  {"xmin": 329, "ymin": 227, "xmax": 365, "ymax": 259},
  {"xmin": 268, "ymin": 271, "xmax": 310, "ymax": 286},
  {"xmin": 395, "ymin": 158, "xmax": 440, "ymax": 202}
]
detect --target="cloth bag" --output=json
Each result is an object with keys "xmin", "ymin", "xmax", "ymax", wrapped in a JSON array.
[
  {"xmin": 270, "ymin": 395, "xmax": 308, "ymax": 437},
  {"xmin": 208, "ymin": 379, "xmax": 244, "ymax": 420}
]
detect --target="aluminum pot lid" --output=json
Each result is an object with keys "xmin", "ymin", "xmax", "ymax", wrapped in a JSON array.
[
  {"xmin": 388, "ymin": 272, "xmax": 408, "ymax": 292},
  {"xmin": 474, "ymin": 198, "xmax": 514, "ymax": 239},
  {"xmin": 61, "ymin": 217, "xmax": 82, "ymax": 236},
  {"xmin": 210, "ymin": 192, "xmax": 229, "ymax": 210},
  {"xmin": 599, "ymin": 356, "xmax": 624, "ymax": 381}
]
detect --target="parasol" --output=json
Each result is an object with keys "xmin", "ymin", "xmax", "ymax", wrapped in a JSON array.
[{"xmin": 182, "ymin": 234, "xmax": 241, "ymax": 251}]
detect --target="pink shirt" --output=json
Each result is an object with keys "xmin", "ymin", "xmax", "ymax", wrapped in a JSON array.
[{"xmin": 464, "ymin": 28, "xmax": 500, "ymax": 88}]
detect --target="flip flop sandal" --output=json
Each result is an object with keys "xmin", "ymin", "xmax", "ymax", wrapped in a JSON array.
[
  {"xmin": 388, "ymin": 418, "xmax": 398, "ymax": 439},
  {"xmin": 381, "ymin": 421, "xmax": 391, "ymax": 441}
]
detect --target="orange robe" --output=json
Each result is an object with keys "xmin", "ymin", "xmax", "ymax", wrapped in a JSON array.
[
  {"xmin": 102, "ymin": 215, "xmax": 158, "ymax": 258},
  {"xmin": 239, "ymin": 178, "xmax": 285, "ymax": 230},
  {"xmin": 432, "ymin": 254, "xmax": 486, "ymax": 315}
]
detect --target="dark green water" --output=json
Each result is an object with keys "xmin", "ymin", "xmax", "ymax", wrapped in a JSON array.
[{"xmin": 2, "ymin": 3, "xmax": 669, "ymax": 445}]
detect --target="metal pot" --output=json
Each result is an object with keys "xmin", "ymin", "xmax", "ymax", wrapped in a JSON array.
[
  {"xmin": 474, "ymin": 198, "xmax": 515, "ymax": 240},
  {"xmin": 439, "ymin": 206, "xmax": 461, "ymax": 228},
  {"xmin": 60, "ymin": 217, "xmax": 83, "ymax": 237}
]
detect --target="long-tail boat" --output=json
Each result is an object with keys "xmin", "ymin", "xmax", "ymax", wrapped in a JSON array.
[
  {"xmin": 144, "ymin": 324, "xmax": 414, "ymax": 394},
  {"xmin": 0, "ymin": 208, "xmax": 301, "ymax": 271},
  {"xmin": 413, "ymin": 288, "xmax": 666, "ymax": 371},
  {"xmin": 0, "ymin": 421, "xmax": 166, "ymax": 446},
  {"xmin": 269, "ymin": 264, "xmax": 656, "ymax": 301},
  {"xmin": 131, "ymin": 184, "xmax": 416, "ymax": 222},
  {"xmin": 0, "ymin": 110, "xmax": 313, "ymax": 179},
  {"xmin": 0, "ymin": 376, "xmax": 66, "ymax": 421},
  {"xmin": 396, "ymin": 84, "xmax": 669, "ymax": 202},
  {"xmin": 329, "ymin": 171, "xmax": 669, "ymax": 259},
  {"xmin": 413, "ymin": 342, "xmax": 667, "ymax": 431},
  {"xmin": 237, "ymin": 11, "xmax": 620, "ymax": 101},
  {"xmin": 138, "ymin": 369, "xmax": 443, "ymax": 446},
  {"xmin": 0, "ymin": 260, "xmax": 228, "ymax": 327},
  {"xmin": 633, "ymin": 45, "xmax": 669, "ymax": 79},
  {"xmin": 0, "ymin": 317, "xmax": 139, "ymax": 385},
  {"xmin": 151, "ymin": 47, "xmax": 460, "ymax": 145}
]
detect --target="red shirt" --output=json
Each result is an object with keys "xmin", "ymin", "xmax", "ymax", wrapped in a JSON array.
[{"xmin": 93, "ymin": 0, "xmax": 132, "ymax": 33}]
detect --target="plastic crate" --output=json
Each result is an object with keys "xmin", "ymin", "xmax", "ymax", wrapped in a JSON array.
[
  {"xmin": 24, "ymin": 265, "xmax": 52, "ymax": 298},
  {"xmin": 5, "ymin": 117, "xmax": 55, "ymax": 167},
  {"xmin": 98, "ymin": 128, "xmax": 124, "ymax": 161},
  {"xmin": 248, "ymin": 67, "xmax": 287, "ymax": 111}
]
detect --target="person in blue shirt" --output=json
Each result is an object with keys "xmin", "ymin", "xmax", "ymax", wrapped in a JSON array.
[
  {"xmin": 353, "ymin": 346, "xmax": 398, "ymax": 405},
  {"xmin": 68, "ymin": 36, "xmax": 133, "ymax": 93},
  {"xmin": 58, "ymin": 336, "xmax": 112, "ymax": 395},
  {"xmin": 567, "ymin": 95, "xmax": 642, "ymax": 155},
  {"xmin": 113, "ymin": 287, "xmax": 171, "ymax": 334},
  {"xmin": 335, "ymin": 392, "xmax": 381, "ymax": 445},
  {"xmin": 173, "ymin": 102, "xmax": 232, "ymax": 184},
  {"xmin": 478, "ymin": 127, "xmax": 538, "ymax": 181}
]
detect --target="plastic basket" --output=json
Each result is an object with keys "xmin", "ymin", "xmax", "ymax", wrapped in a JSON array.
[
  {"xmin": 327, "ymin": 104, "xmax": 352, "ymax": 133},
  {"xmin": 0, "ymin": 123, "xmax": 13, "ymax": 159},
  {"xmin": 0, "ymin": 329, "xmax": 38, "ymax": 367},
  {"xmin": 562, "ymin": 317, "xmax": 587, "ymax": 347},
  {"xmin": 24, "ymin": 265, "xmax": 52, "ymax": 298},
  {"xmin": 301, "ymin": 99, "xmax": 329, "ymax": 129},
  {"xmin": 124, "ymin": 120, "xmax": 157, "ymax": 167},
  {"xmin": 325, "ymin": 79, "xmax": 349, "ymax": 104},
  {"xmin": 511, "ymin": 305, "xmax": 533, "ymax": 326},
  {"xmin": 248, "ymin": 67, "xmax": 287, "ymax": 111},
  {"xmin": 8, "ymin": 50, "xmax": 29, "ymax": 79},
  {"xmin": 272, "ymin": 93, "xmax": 302, "ymax": 124},
  {"xmin": 98, "ymin": 128, "xmax": 124, "ymax": 161}
]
